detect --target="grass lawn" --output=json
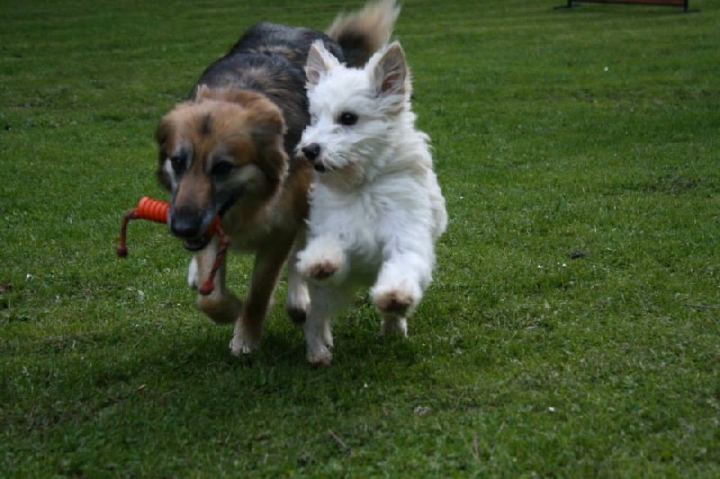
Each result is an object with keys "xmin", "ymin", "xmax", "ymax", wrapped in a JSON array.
[{"xmin": 1, "ymin": 0, "xmax": 719, "ymax": 476}]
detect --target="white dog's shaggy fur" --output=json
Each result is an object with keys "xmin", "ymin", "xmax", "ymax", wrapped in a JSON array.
[{"xmin": 295, "ymin": 40, "xmax": 448, "ymax": 365}]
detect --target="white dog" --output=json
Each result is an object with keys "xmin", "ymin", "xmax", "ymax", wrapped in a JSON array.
[{"xmin": 295, "ymin": 40, "xmax": 448, "ymax": 365}]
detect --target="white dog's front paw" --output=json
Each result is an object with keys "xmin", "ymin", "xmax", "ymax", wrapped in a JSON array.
[
  {"xmin": 297, "ymin": 239, "xmax": 345, "ymax": 282},
  {"xmin": 305, "ymin": 260, "xmax": 340, "ymax": 281},
  {"xmin": 187, "ymin": 257, "xmax": 199, "ymax": 289},
  {"xmin": 372, "ymin": 287, "xmax": 417, "ymax": 317}
]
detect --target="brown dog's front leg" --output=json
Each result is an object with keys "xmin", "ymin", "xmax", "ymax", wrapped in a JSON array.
[
  {"xmin": 194, "ymin": 238, "xmax": 242, "ymax": 324},
  {"xmin": 229, "ymin": 239, "xmax": 292, "ymax": 356}
]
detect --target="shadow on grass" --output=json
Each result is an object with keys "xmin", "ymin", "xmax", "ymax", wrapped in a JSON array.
[{"xmin": 83, "ymin": 312, "xmax": 426, "ymax": 400}]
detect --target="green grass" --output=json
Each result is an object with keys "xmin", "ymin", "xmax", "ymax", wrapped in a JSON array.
[{"xmin": 2, "ymin": 0, "xmax": 719, "ymax": 476}]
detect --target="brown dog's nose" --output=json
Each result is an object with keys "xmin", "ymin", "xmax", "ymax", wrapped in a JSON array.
[
  {"xmin": 301, "ymin": 143, "xmax": 321, "ymax": 161},
  {"xmin": 170, "ymin": 207, "xmax": 204, "ymax": 238}
]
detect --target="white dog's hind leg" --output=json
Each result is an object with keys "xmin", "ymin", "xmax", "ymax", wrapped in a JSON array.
[
  {"xmin": 381, "ymin": 315, "xmax": 408, "ymax": 337},
  {"xmin": 304, "ymin": 283, "xmax": 350, "ymax": 365},
  {"xmin": 428, "ymin": 170, "xmax": 449, "ymax": 241}
]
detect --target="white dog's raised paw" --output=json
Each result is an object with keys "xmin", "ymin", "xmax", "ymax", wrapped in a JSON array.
[
  {"xmin": 297, "ymin": 239, "xmax": 345, "ymax": 282},
  {"xmin": 304, "ymin": 260, "xmax": 339, "ymax": 281},
  {"xmin": 373, "ymin": 289, "xmax": 415, "ymax": 316}
]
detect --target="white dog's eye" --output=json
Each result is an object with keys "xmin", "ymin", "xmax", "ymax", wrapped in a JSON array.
[{"xmin": 337, "ymin": 111, "xmax": 358, "ymax": 126}]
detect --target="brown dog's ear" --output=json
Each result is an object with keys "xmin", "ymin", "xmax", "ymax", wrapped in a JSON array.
[
  {"xmin": 247, "ymin": 102, "xmax": 288, "ymax": 186},
  {"xmin": 193, "ymin": 87, "xmax": 289, "ymax": 185},
  {"xmin": 225, "ymin": 93, "xmax": 289, "ymax": 186},
  {"xmin": 193, "ymin": 84, "xmax": 214, "ymax": 102},
  {"xmin": 154, "ymin": 117, "xmax": 173, "ymax": 191},
  {"xmin": 258, "ymin": 137, "xmax": 289, "ymax": 188},
  {"xmin": 248, "ymin": 100, "xmax": 287, "ymax": 142}
]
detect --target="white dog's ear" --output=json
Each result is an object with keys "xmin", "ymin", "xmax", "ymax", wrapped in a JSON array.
[
  {"xmin": 372, "ymin": 41, "xmax": 407, "ymax": 97},
  {"xmin": 306, "ymin": 41, "xmax": 339, "ymax": 87}
]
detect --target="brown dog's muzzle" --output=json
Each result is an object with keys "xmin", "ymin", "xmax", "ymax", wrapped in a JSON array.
[{"xmin": 169, "ymin": 205, "xmax": 214, "ymax": 251}]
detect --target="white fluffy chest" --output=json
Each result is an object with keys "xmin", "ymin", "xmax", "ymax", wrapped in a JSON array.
[
  {"xmin": 309, "ymin": 182, "xmax": 413, "ymax": 268},
  {"xmin": 310, "ymin": 188, "xmax": 381, "ymax": 255}
]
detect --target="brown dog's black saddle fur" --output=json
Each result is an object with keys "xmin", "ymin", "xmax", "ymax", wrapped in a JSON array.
[{"xmin": 189, "ymin": 22, "xmax": 348, "ymax": 155}]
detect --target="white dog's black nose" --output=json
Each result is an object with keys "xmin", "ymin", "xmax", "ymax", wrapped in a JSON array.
[{"xmin": 301, "ymin": 143, "xmax": 321, "ymax": 161}]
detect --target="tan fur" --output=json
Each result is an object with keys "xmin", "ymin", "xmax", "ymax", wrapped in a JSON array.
[{"xmin": 158, "ymin": 92, "xmax": 311, "ymax": 344}]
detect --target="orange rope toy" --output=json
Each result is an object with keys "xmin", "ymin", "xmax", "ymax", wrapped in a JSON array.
[{"xmin": 117, "ymin": 197, "xmax": 229, "ymax": 296}]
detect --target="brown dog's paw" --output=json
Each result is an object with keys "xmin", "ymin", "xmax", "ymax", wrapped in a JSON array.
[{"xmin": 374, "ymin": 289, "xmax": 414, "ymax": 316}]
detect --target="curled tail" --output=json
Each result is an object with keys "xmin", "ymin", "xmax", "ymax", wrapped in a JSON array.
[{"xmin": 326, "ymin": 0, "xmax": 401, "ymax": 68}]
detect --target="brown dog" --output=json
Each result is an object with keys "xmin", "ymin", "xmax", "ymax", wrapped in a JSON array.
[{"xmin": 154, "ymin": 1, "xmax": 400, "ymax": 355}]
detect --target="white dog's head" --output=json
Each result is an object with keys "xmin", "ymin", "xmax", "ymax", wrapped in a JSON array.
[{"xmin": 296, "ymin": 40, "xmax": 411, "ymax": 187}]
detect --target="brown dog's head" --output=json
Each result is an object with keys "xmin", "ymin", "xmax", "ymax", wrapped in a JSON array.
[{"xmin": 155, "ymin": 86, "xmax": 288, "ymax": 250}]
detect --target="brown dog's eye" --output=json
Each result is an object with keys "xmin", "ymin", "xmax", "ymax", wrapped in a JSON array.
[
  {"xmin": 170, "ymin": 155, "xmax": 185, "ymax": 174},
  {"xmin": 211, "ymin": 161, "xmax": 234, "ymax": 177},
  {"xmin": 338, "ymin": 111, "xmax": 358, "ymax": 126}
]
